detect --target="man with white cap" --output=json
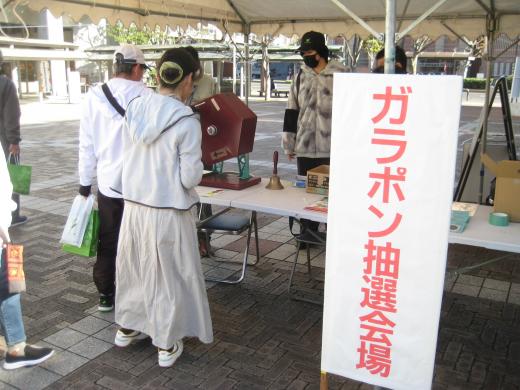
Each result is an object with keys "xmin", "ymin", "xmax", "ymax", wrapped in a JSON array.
[{"xmin": 78, "ymin": 44, "xmax": 152, "ymax": 312}]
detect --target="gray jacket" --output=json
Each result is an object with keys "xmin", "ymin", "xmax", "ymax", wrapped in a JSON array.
[
  {"xmin": 0, "ymin": 75, "xmax": 21, "ymax": 153},
  {"xmin": 282, "ymin": 60, "xmax": 347, "ymax": 158}
]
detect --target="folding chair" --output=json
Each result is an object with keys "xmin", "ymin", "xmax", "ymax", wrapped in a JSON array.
[
  {"xmin": 287, "ymin": 217, "xmax": 326, "ymax": 304},
  {"xmin": 198, "ymin": 209, "xmax": 260, "ymax": 284}
]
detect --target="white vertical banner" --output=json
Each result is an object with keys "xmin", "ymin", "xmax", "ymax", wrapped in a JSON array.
[{"xmin": 322, "ymin": 74, "xmax": 462, "ymax": 389}]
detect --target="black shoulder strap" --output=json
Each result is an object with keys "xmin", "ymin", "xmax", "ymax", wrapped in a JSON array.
[{"xmin": 101, "ymin": 83, "xmax": 125, "ymax": 117}]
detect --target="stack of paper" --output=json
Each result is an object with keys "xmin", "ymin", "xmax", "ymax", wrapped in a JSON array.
[{"xmin": 304, "ymin": 197, "xmax": 328, "ymax": 213}]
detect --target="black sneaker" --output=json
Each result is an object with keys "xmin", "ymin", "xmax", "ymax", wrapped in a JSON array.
[
  {"xmin": 98, "ymin": 294, "xmax": 114, "ymax": 312},
  {"xmin": 4, "ymin": 345, "xmax": 54, "ymax": 370},
  {"xmin": 10, "ymin": 216, "xmax": 28, "ymax": 227}
]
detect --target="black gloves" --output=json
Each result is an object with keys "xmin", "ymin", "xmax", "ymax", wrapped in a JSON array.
[{"xmin": 79, "ymin": 185, "xmax": 91, "ymax": 197}]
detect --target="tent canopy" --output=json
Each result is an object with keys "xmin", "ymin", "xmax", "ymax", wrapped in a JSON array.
[{"xmin": 19, "ymin": 0, "xmax": 520, "ymax": 40}]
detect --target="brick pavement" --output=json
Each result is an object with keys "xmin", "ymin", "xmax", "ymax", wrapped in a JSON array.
[{"xmin": 0, "ymin": 99, "xmax": 519, "ymax": 389}]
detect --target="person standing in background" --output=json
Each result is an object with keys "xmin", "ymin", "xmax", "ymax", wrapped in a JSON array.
[
  {"xmin": 282, "ymin": 31, "xmax": 347, "ymax": 234},
  {"xmin": 78, "ymin": 44, "xmax": 152, "ymax": 312},
  {"xmin": 372, "ymin": 45, "xmax": 408, "ymax": 74},
  {"xmin": 0, "ymin": 50, "xmax": 27, "ymax": 227},
  {"xmin": 113, "ymin": 48, "xmax": 213, "ymax": 368}
]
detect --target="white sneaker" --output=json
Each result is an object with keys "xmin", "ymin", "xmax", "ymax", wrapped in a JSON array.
[
  {"xmin": 158, "ymin": 340, "xmax": 183, "ymax": 368},
  {"xmin": 114, "ymin": 329, "xmax": 147, "ymax": 347}
]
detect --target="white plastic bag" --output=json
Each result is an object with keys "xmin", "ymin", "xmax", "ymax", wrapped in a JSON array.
[{"xmin": 60, "ymin": 195, "xmax": 95, "ymax": 247}]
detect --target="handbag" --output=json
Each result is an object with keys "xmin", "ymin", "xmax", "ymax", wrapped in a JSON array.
[
  {"xmin": 5, "ymin": 244, "xmax": 26, "ymax": 294},
  {"xmin": 60, "ymin": 195, "xmax": 95, "ymax": 247},
  {"xmin": 62, "ymin": 209, "xmax": 100, "ymax": 257},
  {"xmin": 7, "ymin": 154, "xmax": 32, "ymax": 195}
]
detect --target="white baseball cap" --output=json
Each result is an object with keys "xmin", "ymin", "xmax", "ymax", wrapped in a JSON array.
[{"xmin": 113, "ymin": 44, "xmax": 149, "ymax": 69}]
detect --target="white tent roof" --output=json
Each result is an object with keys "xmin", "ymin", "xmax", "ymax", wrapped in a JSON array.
[{"xmin": 21, "ymin": 0, "xmax": 520, "ymax": 40}]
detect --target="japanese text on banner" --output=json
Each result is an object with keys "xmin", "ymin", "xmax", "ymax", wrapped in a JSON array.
[{"xmin": 356, "ymin": 86, "xmax": 412, "ymax": 378}]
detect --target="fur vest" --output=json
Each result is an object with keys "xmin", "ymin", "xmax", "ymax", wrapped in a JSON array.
[{"xmin": 282, "ymin": 60, "xmax": 348, "ymax": 158}]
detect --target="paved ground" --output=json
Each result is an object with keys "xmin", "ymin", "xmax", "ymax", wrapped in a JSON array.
[{"xmin": 0, "ymin": 93, "xmax": 519, "ymax": 389}]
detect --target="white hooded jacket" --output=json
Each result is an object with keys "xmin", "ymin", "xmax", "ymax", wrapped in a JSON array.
[
  {"xmin": 78, "ymin": 78, "xmax": 152, "ymax": 198},
  {"xmin": 115, "ymin": 93, "xmax": 203, "ymax": 210}
]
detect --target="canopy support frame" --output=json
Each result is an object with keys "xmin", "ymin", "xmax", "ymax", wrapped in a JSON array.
[
  {"xmin": 329, "ymin": 0, "xmax": 383, "ymax": 40},
  {"xmin": 244, "ymin": 23, "xmax": 251, "ymax": 106},
  {"xmin": 441, "ymin": 20, "xmax": 474, "ymax": 48},
  {"xmin": 226, "ymin": 0, "xmax": 247, "ymax": 24},
  {"xmin": 51, "ymin": 0, "xmax": 242, "ymax": 25},
  {"xmin": 395, "ymin": 0, "xmax": 450, "ymax": 41},
  {"xmin": 396, "ymin": 0, "xmax": 411, "ymax": 33},
  {"xmin": 493, "ymin": 36, "xmax": 520, "ymax": 61}
]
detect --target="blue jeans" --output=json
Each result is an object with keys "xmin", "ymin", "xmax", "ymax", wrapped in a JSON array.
[
  {"xmin": 0, "ymin": 293, "xmax": 26, "ymax": 346},
  {"xmin": 0, "ymin": 245, "xmax": 27, "ymax": 347}
]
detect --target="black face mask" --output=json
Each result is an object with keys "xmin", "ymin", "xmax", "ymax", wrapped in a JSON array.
[{"xmin": 303, "ymin": 54, "xmax": 319, "ymax": 69}]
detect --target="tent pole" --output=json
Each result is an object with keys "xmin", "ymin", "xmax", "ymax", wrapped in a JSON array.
[
  {"xmin": 384, "ymin": 0, "xmax": 396, "ymax": 74},
  {"xmin": 65, "ymin": 60, "xmax": 71, "ymax": 104},
  {"xmin": 479, "ymin": 22, "xmax": 495, "ymax": 203},
  {"xmin": 244, "ymin": 23, "xmax": 250, "ymax": 106},
  {"xmin": 232, "ymin": 45, "xmax": 237, "ymax": 95}
]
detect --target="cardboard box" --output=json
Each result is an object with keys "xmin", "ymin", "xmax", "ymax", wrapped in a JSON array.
[
  {"xmin": 307, "ymin": 165, "xmax": 329, "ymax": 195},
  {"xmin": 481, "ymin": 153, "xmax": 520, "ymax": 222}
]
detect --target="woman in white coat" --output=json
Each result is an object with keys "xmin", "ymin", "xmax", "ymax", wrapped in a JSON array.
[{"xmin": 113, "ymin": 48, "xmax": 213, "ymax": 368}]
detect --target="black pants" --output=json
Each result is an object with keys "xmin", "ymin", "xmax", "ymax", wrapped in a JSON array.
[
  {"xmin": 297, "ymin": 157, "xmax": 330, "ymax": 232},
  {"xmin": 94, "ymin": 192, "xmax": 124, "ymax": 296}
]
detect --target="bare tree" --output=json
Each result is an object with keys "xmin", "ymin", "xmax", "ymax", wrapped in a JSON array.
[
  {"xmin": 343, "ymin": 34, "xmax": 364, "ymax": 72},
  {"xmin": 464, "ymin": 35, "xmax": 485, "ymax": 77},
  {"xmin": 411, "ymin": 35, "xmax": 432, "ymax": 74}
]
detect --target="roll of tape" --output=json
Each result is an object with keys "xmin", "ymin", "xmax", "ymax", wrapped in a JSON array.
[{"xmin": 489, "ymin": 212, "xmax": 509, "ymax": 227}]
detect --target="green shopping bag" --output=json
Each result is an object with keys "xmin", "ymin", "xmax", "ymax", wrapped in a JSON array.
[
  {"xmin": 7, "ymin": 154, "xmax": 32, "ymax": 195},
  {"xmin": 62, "ymin": 210, "xmax": 100, "ymax": 257}
]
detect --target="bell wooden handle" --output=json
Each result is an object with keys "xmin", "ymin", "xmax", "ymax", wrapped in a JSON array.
[{"xmin": 273, "ymin": 151, "xmax": 278, "ymax": 175}]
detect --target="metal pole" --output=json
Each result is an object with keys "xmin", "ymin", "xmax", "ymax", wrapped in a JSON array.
[
  {"xmin": 263, "ymin": 41, "xmax": 270, "ymax": 101},
  {"xmin": 479, "ymin": 28, "xmax": 495, "ymax": 203},
  {"xmin": 240, "ymin": 65, "xmax": 244, "ymax": 98},
  {"xmin": 16, "ymin": 61, "xmax": 22, "ymax": 100},
  {"xmin": 384, "ymin": 0, "xmax": 396, "ymax": 74},
  {"xmin": 244, "ymin": 24, "xmax": 251, "ymax": 106},
  {"xmin": 232, "ymin": 45, "xmax": 237, "ymax": 94},
  {"xmin": 24, "ymin": 61, "xmax": 29, "ymax": 95},
  {"xmin": 65, "ymin": 60, "xmax": 71, "ymax": 104},
  {"xmin": 216, "ymin": 60, "xmax": 223, "ymax": 94}
]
